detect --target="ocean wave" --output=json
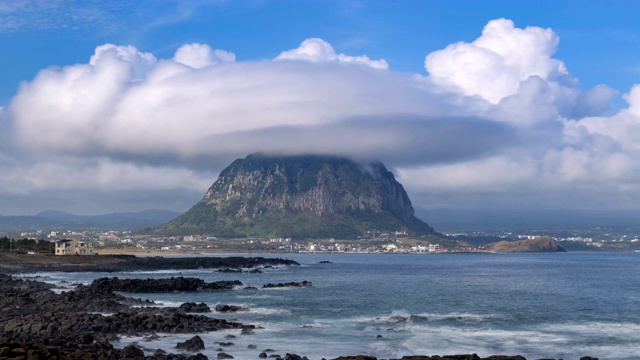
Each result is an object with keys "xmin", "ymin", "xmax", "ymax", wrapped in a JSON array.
[
  {"xmin": 126, "ymin": 269, "xmax": 204, "ymax": 275},
  {"xmin": 393, "ymin": 321, "xmax": 640, "ymax": 359},
  {"xmin": 236, "ymin": 294, "xmax": 283, "ymax": 300},
  {"xmin": 141, "ymin": 300, "xmax": 184, "ymax": 308},
  {"xmin": 360, "ymin": 311, "xmax": 501, "ymax": 325}
]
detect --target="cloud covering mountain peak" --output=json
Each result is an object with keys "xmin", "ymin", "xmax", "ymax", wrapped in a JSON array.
[{"xmin": 2, "ymin": 18, "xmax": 639, "ymax": 214}]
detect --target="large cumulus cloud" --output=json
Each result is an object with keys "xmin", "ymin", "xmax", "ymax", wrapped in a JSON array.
[
  {"xmin": 5, "ymin": 18, "xmax": 640, "ymax": 214},
  {"xmin": 9, "ymin": 39, "xmax": 487, "ymax": 164}
]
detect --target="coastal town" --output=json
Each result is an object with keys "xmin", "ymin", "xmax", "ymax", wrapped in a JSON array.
[{"xmin": 3, "ymin": 225, "xmax": 639, "ymax": 255}]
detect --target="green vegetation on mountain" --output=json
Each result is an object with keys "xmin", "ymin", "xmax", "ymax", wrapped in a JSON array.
[{"xmin": 154, "ymin": 154, "xmax": 435, "ymax": 239}]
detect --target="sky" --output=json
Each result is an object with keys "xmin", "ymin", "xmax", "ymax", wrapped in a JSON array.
[{"xmin": 1, "ymin": 1, "xmax": 640, "ymax": 219}]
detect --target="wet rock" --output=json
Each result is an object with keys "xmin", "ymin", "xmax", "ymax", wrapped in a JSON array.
[
  {"xmin": 218, "ymin": 352, "xmax": 234, "ymax": 359},
  {"xmin": 285, "ymin": 354, "xmax": 309, "ymax": 360},
  {"xmin": 217, "ymin": 268, "xmax": 243, "ymax": 273},
  {"xmin": 0, "ymin": 255, "xmax": 300, "ymax": 273},
  {"xmin": 215, "ymin": 304, "xmax": 248, "ymax": 312},
  {"xmin": 121, "ymin": 344, "xmax": 145, "ymax": 358},
  {"xmin": 262, "ymin": 281, "xmax": 312, "ymax": 288},
  {"xmin": 176, "ymin": 335, "xmax": 205, "ymax": 351},
  {"xmin": 88, "ymin": 277, "xmax": 242, "ymax": 293},
  {"xmin": 179, "ymin": 302, "xmax": 211, "ymax": 313}
]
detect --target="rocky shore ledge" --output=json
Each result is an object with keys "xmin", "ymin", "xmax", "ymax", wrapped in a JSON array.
[
  {"xmin": 0, "ymin": 256, "xmax": 599, "ymax": 360},
  {"xmin": 0, "ymin": 254, "xmax": 300, "ymax": 273}
]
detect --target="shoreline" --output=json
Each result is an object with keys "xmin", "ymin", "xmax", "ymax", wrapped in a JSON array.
[{"xmin": 0, "ymin": 253, "xmax": 300, "ymax": 273}]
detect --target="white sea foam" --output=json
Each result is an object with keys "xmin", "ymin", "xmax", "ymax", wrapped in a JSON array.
[
  {"xmin": 14, "ymin": 272, "xmax": 86, "ymax": 290},
  {"xmin": 357, "ymin": 311, "xmax": 500, "ymax": 326},
  {"xmin": 260, "ymin": 286, "xmax": 295, "ymax": 291},
  {"xmin": 235, "ymin": 294, "xmax": 282, "ymax": 300},
  {"xmin": 142, "ymin": 300, "xmax": 184, "ymax": 308},
  {"xmin": 127, "ymin": 269, "xmax": 204, "ymax": 275},
  {"xmin": 249, "ymin": 307, "xmax": 291, "ymax": 315},
  {"xmin": 391, "ymin": 321, "xmax": 640, "ymax": 359},
  {"xmin": 89, "ymin": 312, "xmax": 114, "ymax": 317}
]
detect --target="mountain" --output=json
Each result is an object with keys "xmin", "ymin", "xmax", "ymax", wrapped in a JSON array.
[
  {"xmin": 155, "ymin": 153, "xmax": 435, "ymax": 238},
  {"xmin": 0, "ymin": 210, "xmax": 181, "ymax": 231},
  {"xmin": 0, "ymin": 216, "xmax": 61, "ymax": 232},
  {"xmin": 488, "ymin": 236, "xmax": 566, "ymax": 253}
]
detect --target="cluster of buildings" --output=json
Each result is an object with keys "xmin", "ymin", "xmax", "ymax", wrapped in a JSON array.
[{"xmin": 240, "ymin": 240, "xmax": 446, "ymax": 253}]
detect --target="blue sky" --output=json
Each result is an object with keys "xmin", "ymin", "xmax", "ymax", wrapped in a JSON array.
[
  {"xmin": 1, "ymin": 0, "xmax": 640, "ymax": 221},
  {"xmin": 3, "ymin": 1, "xmax": 639, "ymax": 103}
]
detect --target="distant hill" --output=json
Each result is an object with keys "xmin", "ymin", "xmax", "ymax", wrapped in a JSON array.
[
  {"xmin": 488, "ymin": 236, "xmax": 566, "ymax": 253},
  {"xmin": 154, "ymin": 153, "xmax": 435, "ymax": 239},
  {"xmin": 0, "ymin": 216, "xmax": 61, "ymax": 232},
  {"xmin": 0, "ymin": 210, "xmax": 181, "ymax": 231}
]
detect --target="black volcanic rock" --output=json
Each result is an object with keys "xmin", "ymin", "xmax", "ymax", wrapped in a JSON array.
[
  {"xmin": 87, "ymin": 277, "xmax": 242, "ymax": 293},
  {"xmin": 156, "ymin": 154, "xmax": 435, "ymax": 238},
  {"xmin": 177, "ymin": 335, "xmax": 205, "ymax": 351},
  {"xmin": 179, "ymin": 302, "xmax": 211, "ymax": 313},
  {"xmin": 262, "ymin": 281, "xmax": 312, "ymax": 288}
]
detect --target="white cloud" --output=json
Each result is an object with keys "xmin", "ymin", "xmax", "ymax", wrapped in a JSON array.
[
  {"xmin": 276, "ymin": 38, "xmax": 388, "ymax": 70},
  {"xmin": 424, "ymin": 18, "xmax": 617, "ymax": 128},
  {"xmin": 10, "ymin": 40, "xmax": 449, "ymax": 161},
  {"xmin": 425, "ymin": 19, "xmax": 568, "ymax": 104},
  {"xmin": 174, "ymin": 43, "xmax": 236, "ymax": 69},
  {"xmin": 90, "ymin": 44, "xmax": 157, "ymax": 80}
]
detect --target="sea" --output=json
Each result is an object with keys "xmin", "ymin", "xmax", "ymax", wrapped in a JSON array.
[{"xmin": 16, "ymin": 252, "xmax": 640, "ymax": 360}]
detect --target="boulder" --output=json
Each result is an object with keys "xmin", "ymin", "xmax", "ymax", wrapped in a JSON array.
[
  {"xmin": 121, "ymin": 344, "xmax": 145, "ymax": 358},
  {"xmin": 215, "ymin": 304, "xmax": 247, "ymax": 312},
  {"xmin": 176, "ymin": 335, "xmax": 205, "ymax": 351},
  {"xmin": 179, "ymin": 302, "xmax": 211, "ymax": 313}
]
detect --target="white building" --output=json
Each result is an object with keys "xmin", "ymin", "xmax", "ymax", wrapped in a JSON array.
[{"xmin": 55, "ymin": 239, "xmax": 94, "ymax": 255}]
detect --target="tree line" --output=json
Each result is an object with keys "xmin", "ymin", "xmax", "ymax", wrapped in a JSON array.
[{"xmin": 0, "ymin": 237, "xmax": 54, "ymax": 253}]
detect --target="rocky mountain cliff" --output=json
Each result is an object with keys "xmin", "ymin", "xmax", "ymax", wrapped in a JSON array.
[
  {"xmin": 488, "ymin": 236, "xmax": 566, "ymax": 253},
  {"xmin": 156, "ymin": 154, "xmax": 435, "ymax": 238}
]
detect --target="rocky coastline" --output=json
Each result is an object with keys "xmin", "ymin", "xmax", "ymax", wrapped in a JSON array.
[
  {"xmin": 0, "ymin": 254, "xmax": 300, "ymax": 273},
  {"xmin": 0, "ymin": 255, "xmax": 598, "ymax": 360}
]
